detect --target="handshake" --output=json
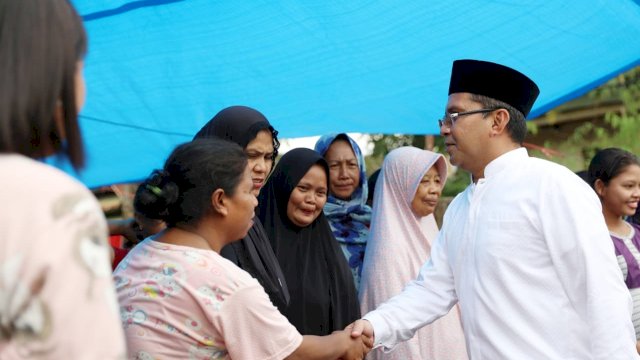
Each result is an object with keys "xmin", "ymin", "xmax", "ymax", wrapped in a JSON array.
[
  {"xmin": 290, "ymin": 319, "xmax": 376, "ymax": 359},
  {"xmin": 334, "ymin": 319, "xmax": 375, "ymax": 360}
]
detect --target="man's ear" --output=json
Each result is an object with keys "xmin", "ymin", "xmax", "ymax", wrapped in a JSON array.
[
  {"xmin": 211, "ymin": 189, "xmax": 228, "ymax": 216},
  {"xmin": 490, "ymin": 108, "xmax": 510, "ymax": 136},
  {"xmin": 594, "ymin": 179, "xmax": 606, "ymax": 197}
]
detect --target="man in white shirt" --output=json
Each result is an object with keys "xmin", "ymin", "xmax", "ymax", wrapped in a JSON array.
[{"xmin": 351, "ymin": 59, "xmax": 639, "ymax": 359}]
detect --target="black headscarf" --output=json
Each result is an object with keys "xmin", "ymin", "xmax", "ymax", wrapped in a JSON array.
[
  {"xmin": 194, "ymin": 105, "xmax": 289, "ymax": 310},
  {"xmin": 257, "ymin": 148, "xmax": 360, "ymax": 335},
  {"xmin": 193, "ymin": 105, "xmax": 279, "ymax": 157}
]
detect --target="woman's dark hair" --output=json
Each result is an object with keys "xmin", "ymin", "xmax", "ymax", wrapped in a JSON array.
[
  {"xmin": 588, "ymin": 147, "xmax": 640, "ymax": 189},
  {"xmin": 133, "ymin": 177, "xmax": 164, "ymax": 220},
  {"xmin": 574, "ymin": 170, "xmax": 589, "ymax": 184},
  {"xmin": 367, "ymin": 168, "xmax": 382, "ymax": 206},
  {"xmin": 136, "ymin": 139, "xmax": 248, "ymax": 227},
  {"xmin": 0, "ymin": 0, "xmax": 88, "ymax": 168}
]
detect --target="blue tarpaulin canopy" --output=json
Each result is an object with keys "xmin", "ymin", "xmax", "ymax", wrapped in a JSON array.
[{"xmin": 67, "ymin": 0, "xmax": 640, "ymax": 188}]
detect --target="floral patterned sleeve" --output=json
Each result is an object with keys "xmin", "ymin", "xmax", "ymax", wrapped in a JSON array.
[
  {"xmin": 216, "ymin": 282, "xmax": 302, "ymax": 360},
  {"xmin": 0, "ymin": 160, "xmax": 126, "ymax": 360}
]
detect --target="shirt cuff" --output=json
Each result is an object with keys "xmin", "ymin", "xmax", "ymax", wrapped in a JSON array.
[{"xmin": 362, "ymin": 311, "xmax": 396, "ymax": 352}]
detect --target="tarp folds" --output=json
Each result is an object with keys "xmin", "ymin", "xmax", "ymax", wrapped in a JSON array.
[{"xmin": 67, "ymin": 0, "xmax": 640, "ymax": 187}]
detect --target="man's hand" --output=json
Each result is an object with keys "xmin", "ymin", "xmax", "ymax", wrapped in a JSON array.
[
  {"xmin": 338, "ymin": 319, "xmax": 374, "ymax": 359},
  {"xmin": 349, "ymin": 319, "xmax": 374, "ymax": 341}
]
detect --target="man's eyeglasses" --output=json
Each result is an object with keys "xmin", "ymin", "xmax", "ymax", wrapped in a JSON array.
[{"xmin": 438, "ymin": 107, "xmax": 504, "ymax": 128}]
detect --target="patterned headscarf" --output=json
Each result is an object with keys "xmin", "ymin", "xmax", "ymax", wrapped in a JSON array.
[{"xmin": 314, "ymin": 134, "xmax": 372, "ymax": 290}]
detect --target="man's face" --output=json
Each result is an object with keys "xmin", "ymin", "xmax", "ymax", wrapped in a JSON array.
[{"xmin": 440, "ymin": 93, "xmax": 491, "ymax": 174}]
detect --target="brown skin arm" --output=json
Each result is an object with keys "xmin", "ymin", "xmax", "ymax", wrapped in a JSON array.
[
  {"xmin": 107, "ymin": 218, "xmax": 138, "ymax": 243},
  {"xmin": 286, "ymin": 329, "xmax": 372, "ymax": 360}
]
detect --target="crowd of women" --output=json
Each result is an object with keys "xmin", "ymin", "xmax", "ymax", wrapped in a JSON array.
[
  {"xmin": 108, "ymin": 102, "xmax": 471, "ymax": 359},
  {"xmin": 1, "ymin": 0, "xmax": 640, "ymax": 359}
]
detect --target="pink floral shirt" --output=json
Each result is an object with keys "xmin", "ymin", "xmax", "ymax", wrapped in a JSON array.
[
  {"xmin": 0, "ymin": 155, "xmax": 126, "ymax": 359},
  {"xmin": 114, "ymin": 239, "xmax": 302, "ymax": 359}
]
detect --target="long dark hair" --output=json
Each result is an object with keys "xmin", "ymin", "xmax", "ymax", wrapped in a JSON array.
[
  {"xmin": 136, "ymin": 139, "xmax": 247, "ymax": 227},
  {"xmin": 588, "ymin": 147, "xmax": 640, "ymax": 189},
  {"xmin": 0, "ymin": 0, "xmax": 87, "ymax": 168}
]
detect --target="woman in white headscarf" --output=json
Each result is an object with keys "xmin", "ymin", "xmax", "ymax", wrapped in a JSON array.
[{"xmin": 359, "ymin": 146, "xmax": 467, "ymax": 360}]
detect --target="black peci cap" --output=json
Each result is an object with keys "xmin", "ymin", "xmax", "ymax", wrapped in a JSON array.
[{"xmin": 448, "ymin": 59, "xmax": 540, "ymax": 117}]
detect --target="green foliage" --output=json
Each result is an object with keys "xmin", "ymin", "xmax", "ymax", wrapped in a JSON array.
[
  {"xmin": 540, "ymin": 66, "xmax": 640, "ymax": 171},
  {"xmin": 526, "ymin": 121, "xmax": 539, "ymax": 136},
  {"xmin": 369, "ymin": 134, "xmax": 419, "ymax": 158},
  {"xmin": 365, "ymin": 133, "xmax": 469, "ymax": 197},
  {"xmin": 441, "ymin": 168, "xmax": 470, "ymax": 197},
  {"xmin": 364, "ymin": 155, "xmax": 383, "ymax": 176},
  {"xmin": 366, "ymin": 134, "xmax": 417, "ymax": 176}
]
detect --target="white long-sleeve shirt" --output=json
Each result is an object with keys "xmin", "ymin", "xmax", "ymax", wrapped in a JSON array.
[{"xmin": 364, "ymin": 148, "xmax": 638, "ymax": 359}]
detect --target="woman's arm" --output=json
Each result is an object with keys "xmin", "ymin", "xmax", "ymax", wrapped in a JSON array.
[
  {"xmin": 286, "ymin": 330, "xmax": 371, "ymax": 360},
  {"xmin": 218, "ymin": 282, "xmax": 371, "ymax": 360}
]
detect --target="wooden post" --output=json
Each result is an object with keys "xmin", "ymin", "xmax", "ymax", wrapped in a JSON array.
[{"xmin": 425, "ymin": 135, "xmax": 435, "ymax": 150}]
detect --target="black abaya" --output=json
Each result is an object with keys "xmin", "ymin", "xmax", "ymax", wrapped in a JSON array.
[
  {"xmin": 195, "ymin": 106, "xmax": 289, "ymax": 310},
  {"xmin": 257, "ymin": 148, "xmax": 360, "ymax": 335}
]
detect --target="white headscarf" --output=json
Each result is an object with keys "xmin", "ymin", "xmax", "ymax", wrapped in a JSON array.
[{"xmin": 359, "ymin": 146, "xmax": 468, "ymax": 360}]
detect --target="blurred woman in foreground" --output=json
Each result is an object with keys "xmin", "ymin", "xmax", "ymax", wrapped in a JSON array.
[{"xmin": 0, "ymin": 0, "xmax": 125, "ymax": 357}]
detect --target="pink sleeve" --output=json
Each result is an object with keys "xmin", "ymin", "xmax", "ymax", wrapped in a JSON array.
[
  {"xmin": 217, "ymin": 283, "xmax": 302, "ymax": 360},
  {"xmin": 0, "ymin": 190, "xmax": 126, "ymax": 359}
]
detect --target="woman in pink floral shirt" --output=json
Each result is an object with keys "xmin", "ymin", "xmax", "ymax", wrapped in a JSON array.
[{"xmin": 115, "ymin": 139, "xmax": 371, "ymax": 359}]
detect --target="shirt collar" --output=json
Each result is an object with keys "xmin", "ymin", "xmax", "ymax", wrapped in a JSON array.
[{"xmin": 484, "ymin": 147, "xmax": 528, "ymax": 179}]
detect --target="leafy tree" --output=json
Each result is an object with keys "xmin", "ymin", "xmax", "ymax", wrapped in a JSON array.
[
  {"xmin": 366, "ymin": 134, "xmax": 469, "ymax": 197},
  {"xmin": 529, "ymin": 66, "xmax": 640, "ymax": 170}
]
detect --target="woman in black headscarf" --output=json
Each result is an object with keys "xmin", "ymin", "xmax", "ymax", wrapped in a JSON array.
[
  {"xmin": 257, "ymin": 148, "xmax": 360, "ymax": 336},
  {"xmin": 194, "ymin": 106, "xmax": 290, "ymax": 310}
]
